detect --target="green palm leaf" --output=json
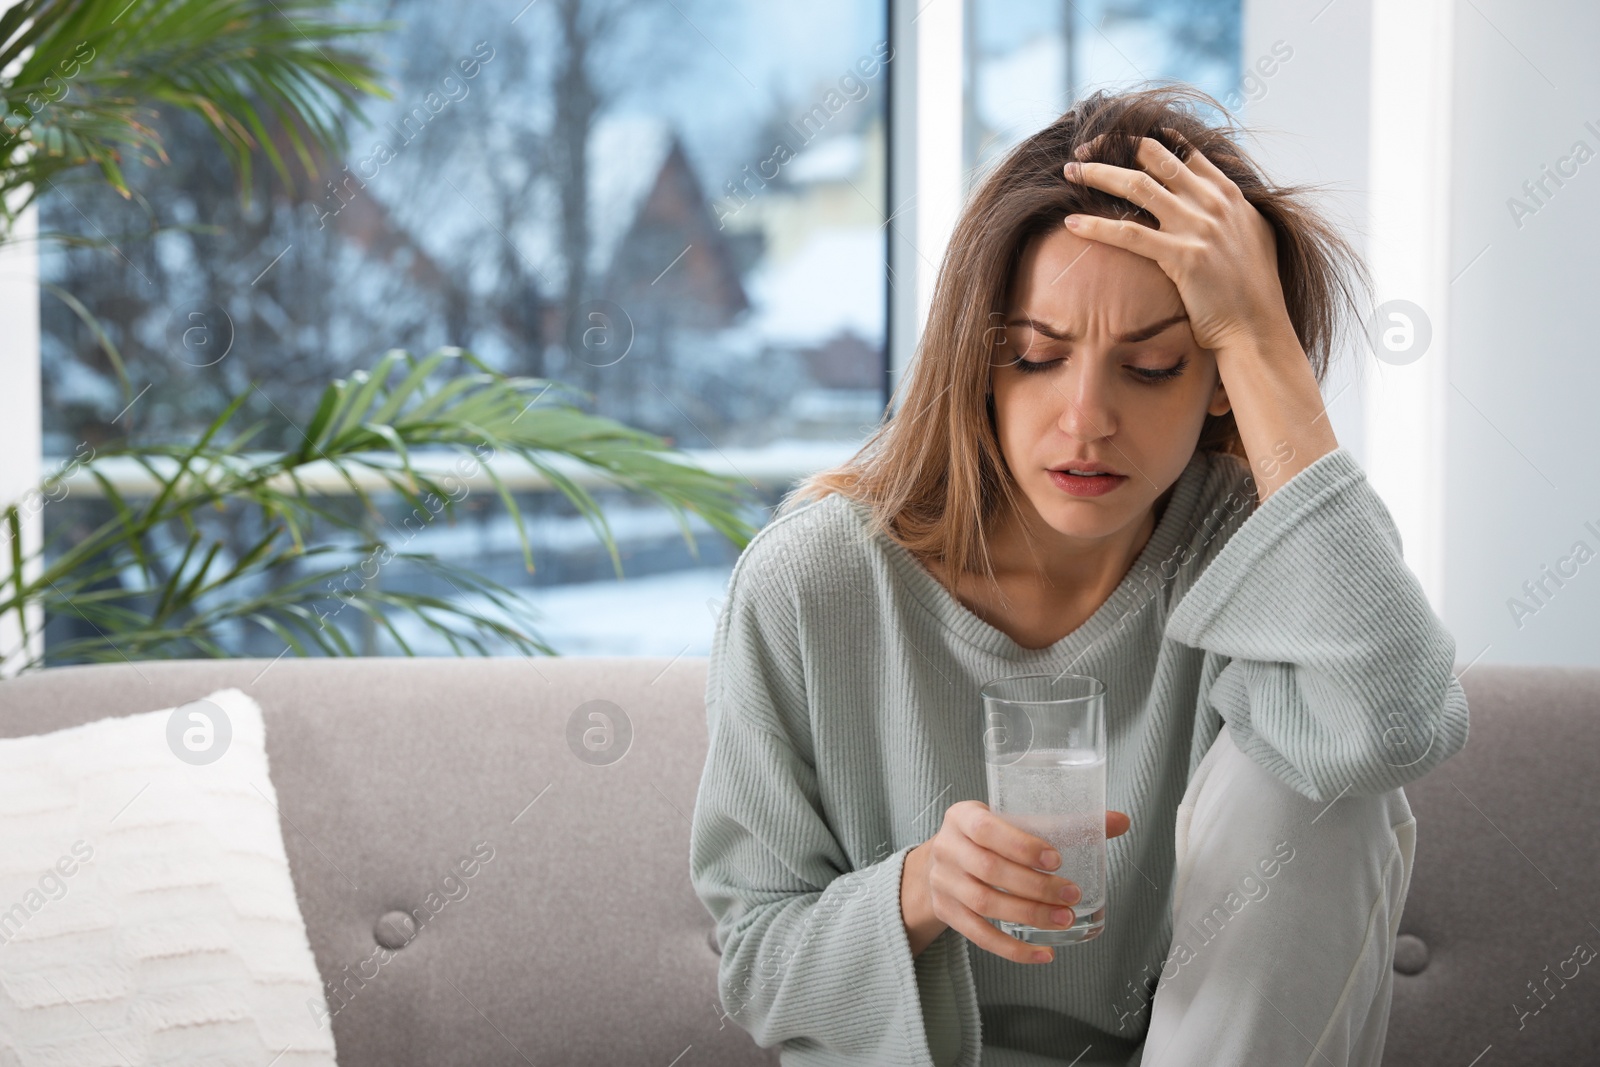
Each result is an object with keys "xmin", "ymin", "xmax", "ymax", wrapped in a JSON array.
[
  {"xmin": 0, "ymin": 349, "xmax": 764, "ymax": 672},
  {"xmin": 1, "ymin": 0, "xmax": 390, "ymax": 230}
]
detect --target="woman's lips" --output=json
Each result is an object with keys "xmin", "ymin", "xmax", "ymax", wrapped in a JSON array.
[{"xmin": 1047, "ymin": 469, "xmax": 1128, "ymax": 497}]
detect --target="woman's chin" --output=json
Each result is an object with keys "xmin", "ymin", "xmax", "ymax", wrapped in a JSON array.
[{"xmin": 1036, "ymin": 503, "xmax": 1137, "ymax": 544}]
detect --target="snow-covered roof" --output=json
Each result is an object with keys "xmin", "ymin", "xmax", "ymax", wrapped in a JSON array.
[
  {"xmin": 787, "ymin": 135, "xmax": 866, "ymax": 184},
  {"xmin": 585, "ymin": 112, "xmax": 678, "ymax": 280},
  {"xmin": 745, "ymin": 226, "xmax": 885, "ymax": 347}
]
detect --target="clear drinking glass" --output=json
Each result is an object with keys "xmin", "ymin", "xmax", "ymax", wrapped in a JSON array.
[{"xmin": 979, "ymin": 672, "xmax": 1108, "ymax": 946}]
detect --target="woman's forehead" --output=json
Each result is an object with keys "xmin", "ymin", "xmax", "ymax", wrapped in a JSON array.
[
  {"xmin": 1004, "ymin": 309, "xmax": 1189, "ymax": 346},
  {"xmin": 1015, "ymin": 226, "xmax": 1173, "ymax": 294},
  {"xmin": 1009, "ymin": 235, "xmax": 1183, "ymax": 336}
]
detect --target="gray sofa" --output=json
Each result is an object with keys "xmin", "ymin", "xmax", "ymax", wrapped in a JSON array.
[{"xmin": 2, "ymin": 658, "xmax": 1595, "ymax": 1065}]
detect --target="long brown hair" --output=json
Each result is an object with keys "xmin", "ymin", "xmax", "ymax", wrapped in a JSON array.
[{"xmin": 782, "ymin": 84, "xmax": 1371, "ymax": 592}]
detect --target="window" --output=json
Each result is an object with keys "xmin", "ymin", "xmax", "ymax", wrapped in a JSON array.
[
  {"xmin": 967, "ymin": 0, "xmax": 1240, "ymax": 180},
  {"xmin": 35, "ymin": 0, "xmax": 1240, "ymax": 660}
]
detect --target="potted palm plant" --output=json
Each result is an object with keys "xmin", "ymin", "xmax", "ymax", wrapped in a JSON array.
[{"xmin": 0, "ymin": 0, "xmax": 760, "ymax": 671}]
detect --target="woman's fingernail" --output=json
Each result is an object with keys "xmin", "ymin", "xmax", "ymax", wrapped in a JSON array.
[
  {"xmin": 1064, "ymin": 215, "xmax": 1080, "ymax": 229},
  {"xmin": 1041, "ymin": 849, "xmax": 1062, "ymax": 869},
  {"xmin": 1064, "ymin": 161, "xmax": 1080, "ymax": 178}
]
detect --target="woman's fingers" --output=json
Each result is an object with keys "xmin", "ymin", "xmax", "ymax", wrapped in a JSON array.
[
  {"xmin": 926, "ymin": 802, "xmax": 1133, "ymax": 965},
  {"xmin": 946, "ymin": 862, "xmax": 1076, "ymax": 931},
  {"xmin": 1065, "ymin": 156, "xmax": 1187, "ymax": 219},
  {"xmin": 1061, "ymin": 212, "xmax": 1181, "ymax": 260},
  {"xmin": 1073, "ymin": 131, "xmax": 1209, "ymax": 196},
  {"xmin": 949, "ymin": 823, "xmax": 1082, "ymax": 908},
  {"xmin": 1156, "ymin": 125, "xmax": 1235, "ymax": 191},
  {"xmin": 937, "ymin": 875, "xmax": 1071, "ymax": 965},
  {"xmin": 1125, "ymin": 133, "xmax": 1199, "ymax": 196},
  {"xmin": 960, "ymin": 801, "xmax": 1057, "ymax": 872},
  {"xmin": 1065, "ymin": 134, "xmax": 1228, "ymax": 224},
  {"xmin": 1141, "ymin": 127, "xmax": 1219, "ymax": 197}
]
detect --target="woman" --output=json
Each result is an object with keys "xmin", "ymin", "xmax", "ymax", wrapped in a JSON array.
[{"xmin": 689, "ymin": 86, "xmax": 1469, "ymax": 1067}]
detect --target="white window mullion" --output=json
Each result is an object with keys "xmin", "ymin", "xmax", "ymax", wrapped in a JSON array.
[
  {"xmin": 0, "ymin": 198, "xmax": 44, "ymax": 676},
  {"xmin": 888, "ymin": 0, "xmax": 965, "ymax": 409},
  {"xmin": 1364, "ymin": 0, "xmax": 1454, "ymax": 614}
]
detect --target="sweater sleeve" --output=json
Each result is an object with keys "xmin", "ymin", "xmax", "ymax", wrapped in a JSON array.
[
  {"xmin": 1163, "ymin": 447, "xmax": 1471, "ymax": 802},
  {"xmin": 689, "ymin": 546, "xmax": 970, "ymax": 1066}
]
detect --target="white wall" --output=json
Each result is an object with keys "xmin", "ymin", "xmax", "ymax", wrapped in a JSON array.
[
  {"xmin": 1246, "ymin": 0, "xmax": 1598, "ymax": 669},
  {"xmin": 1444, "ymin": 0, "xmax": 1600, "ymax": 667},
  {"xmin": 1239, "ymin": 0, "xmax": 1373, "ymax": 468}
]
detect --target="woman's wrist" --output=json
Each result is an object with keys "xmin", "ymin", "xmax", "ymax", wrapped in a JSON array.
[
  {"xmin": 1212, "ymin": 318, "xmax": 1339, "ymax": 502},
  {"xmin": 901, "ymin": 842, "xmax": 948, "ymax": 957}
]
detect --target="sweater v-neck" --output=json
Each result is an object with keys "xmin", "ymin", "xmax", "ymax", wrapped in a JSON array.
[{"xmin": 835, "ymin": 451, "xmax": 1214, "ymax": 661}]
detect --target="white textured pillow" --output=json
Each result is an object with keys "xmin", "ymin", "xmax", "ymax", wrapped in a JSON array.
[{"xmin": 0, "ymin": 687, "xmax": 338, "ymax": 1066}]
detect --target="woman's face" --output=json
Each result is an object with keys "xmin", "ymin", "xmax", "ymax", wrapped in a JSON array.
[{"xmin": 989, "ymin": 224, "xmax": 1231, "ymax": 549}]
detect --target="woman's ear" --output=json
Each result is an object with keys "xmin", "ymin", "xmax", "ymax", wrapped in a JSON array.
[{"xmin": 1207, "ymin": 374, "xmax": 1231, "ymax": 417}]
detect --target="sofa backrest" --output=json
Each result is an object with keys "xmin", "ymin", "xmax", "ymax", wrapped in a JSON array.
[
  {"xmin": 1377, "ymin": 663, "xmax": 1599, "ymax": 1065},
  {"xmin": 2, "ymin": 659, "xmax": 1596, "ymax": 1065},
  {"xmin": 1, "ymin": 657, "xmax": 777, "ymax": 1067}
]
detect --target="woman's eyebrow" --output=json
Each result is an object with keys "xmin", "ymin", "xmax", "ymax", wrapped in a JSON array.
[{"xmin": 1005, "ymin": 312, "xmax": 1188, "ymax": 344}]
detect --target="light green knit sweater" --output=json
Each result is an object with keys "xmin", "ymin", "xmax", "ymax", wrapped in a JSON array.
[{"xmin": 689, "ymin": 446, "xmax": 1470, "ymax": 1066}]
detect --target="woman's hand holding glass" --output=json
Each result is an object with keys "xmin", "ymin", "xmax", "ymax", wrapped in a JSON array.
[{"xmin": 902, "ymin": 800, "xmax": 1131, "ymax": 964}]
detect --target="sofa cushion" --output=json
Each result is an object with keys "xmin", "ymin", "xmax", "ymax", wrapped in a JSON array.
[{"xmin": 0, "ymin": 687, "xmax": 337, "ymax": 1065}]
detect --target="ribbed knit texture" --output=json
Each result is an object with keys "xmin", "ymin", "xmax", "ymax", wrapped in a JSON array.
[{"xmin": 688, "ymin": 446, "xmax": 1470, "ymax": 1067}]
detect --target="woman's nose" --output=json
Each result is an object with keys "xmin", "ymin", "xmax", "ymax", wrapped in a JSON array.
[{"xmin": 1055, "ymin": 359, "xmax": 1117, "ymax": 440}]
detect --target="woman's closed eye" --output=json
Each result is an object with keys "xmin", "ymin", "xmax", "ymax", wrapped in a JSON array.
[{"xmin": 1009, "ymin": 351, "xmax": 1190, "ymax": 383}]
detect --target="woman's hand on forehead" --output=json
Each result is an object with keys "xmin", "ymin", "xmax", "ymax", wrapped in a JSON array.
[{"xmin": 1060, "ymin": 129, "xmax": 1286, "ymax": 356}]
